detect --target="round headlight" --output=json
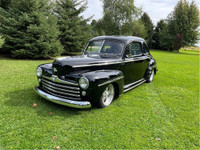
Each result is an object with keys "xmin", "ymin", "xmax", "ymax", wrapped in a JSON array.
[
  {"xmin": 36, "ymin": 67, "xmax": 42, "ymax": 77},
  {"xmin": 79, "ymin": 77, "xmax": 89, "ymax": 90}
]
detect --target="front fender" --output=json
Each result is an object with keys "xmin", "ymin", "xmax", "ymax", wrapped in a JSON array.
[
  {"xmin": 149, "ymin": 58, "xmax": 157, "ymax": 68},
  {"xmin": 39, "ymin": 63, "xmax": 53, "ymax": 76},
  {"xmin": 144, "ymin": 57, "xmax": 158, "ymax": 80},
  {"xmin": 148, "ymin": 57, "xmax": 158, "ymax": 74},
  {"xmin": 81, "ymin": 70, "xmax": 124, "ymax": 104}
]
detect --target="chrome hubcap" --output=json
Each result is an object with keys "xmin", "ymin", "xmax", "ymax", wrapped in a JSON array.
[{"xmin": 102, "ymin": 84, "xmax": 114, "ymax": 106}]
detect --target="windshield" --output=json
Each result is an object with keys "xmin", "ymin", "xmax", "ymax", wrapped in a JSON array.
[{"xmin": 85, "ymin": 40, "xmax": 124, "ymax": 56}]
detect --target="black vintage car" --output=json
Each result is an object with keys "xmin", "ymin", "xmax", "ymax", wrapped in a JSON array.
[{"xmin": 35, "ymin": 36, "xmax": 157, "ymax": 108}]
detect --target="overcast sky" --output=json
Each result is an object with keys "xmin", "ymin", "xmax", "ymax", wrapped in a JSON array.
[{"xmin": 83, "ymin": 0, "xmax": 200, "ymax": 25}]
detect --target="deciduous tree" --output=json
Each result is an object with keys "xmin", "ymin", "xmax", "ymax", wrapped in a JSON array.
[
  {"xmin": 101, "ymin": 0, "xmax": 143, "ymax": 36},
  {"xmin": 91, "ymin": 19, "xmax": 105, "ymax": 36},
  {"xmin": 165, "ymin": 0, "xmax": 199, "ymax": 52},
  {"xmin": 121, "ymin": 20, "xmax": 146, "ymax": 38},
  {"xmin": 170, "ymin": 0, "xmax": 199, "ymax": 47}
]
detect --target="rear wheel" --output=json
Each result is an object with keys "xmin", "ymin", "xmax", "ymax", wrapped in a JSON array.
[{"xmin": 98, "ymin": 84, "xmax": 115, "ymax": 108}]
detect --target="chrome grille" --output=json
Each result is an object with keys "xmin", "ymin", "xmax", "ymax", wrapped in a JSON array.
[{"xmin": 41, "ymin": 76, "xmax": 81, "ymax": 101}]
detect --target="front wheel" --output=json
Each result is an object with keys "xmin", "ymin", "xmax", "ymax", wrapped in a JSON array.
[{"xmin": 98, "ymin": 84, "xmax": 115, "ymax": 108}]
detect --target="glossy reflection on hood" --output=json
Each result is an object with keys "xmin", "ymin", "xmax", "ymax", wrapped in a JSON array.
[{"xmin": 53, "ymin": 55, "xmax": 121, "ymax": 68}]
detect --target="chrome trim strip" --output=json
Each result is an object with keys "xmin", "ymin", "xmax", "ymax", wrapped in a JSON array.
[
  {"xmin": 73, "ymin": 61, "xmax": 122, "ymax": 68},
  {"xmin": 42, "ymin": 82, "xmax": 80, "ymax": 94},
  {"xmin": 98, "ymin": 76, "xmax": 124, "ymax": 87},
  {"xmin": 43, "ymin": 89, "xmax": 81, "ymax": 101},
  {"xmin": 124, "ymin": 58, "xmax": 147, "ymax": 63},
  {"xmin": 34, "ymin": 87, "xmax": 91, "ymax": 109},
  {"xmin": 124, "ymin": 78, "xmax": 145, "ymax": 89},
  {"xmin": 43, "ymin": 75, "xmax": 79, "ymax": 86},
  {"xmin": 72, "ymin": 58, "xmax": 148, "ymax": 68},
  {"xmin": 123, "ymin": 79, "xmax": 146, "ymax": 93},
  {"xmin": 43, "ymin": 85, "xmax": 80, "ymax": 97},
  {"xmin": 42, "ymin": 78, "xmax": 80, "ymax": 90}
]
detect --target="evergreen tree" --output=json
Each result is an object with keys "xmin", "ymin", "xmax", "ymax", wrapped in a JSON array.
[
  {"xmin": 141, "ymin": 12, "xmax": 154, "ymax": 48},
  {"xmin": 90, "ymin": 20, "xmax": 98, "ymax": 37},
  {"xmin": 0, "ymin": 35, "xmax": 4, "ymax": 48},
  {"xmin": 152, "ymin": 19, "xmax": 166, "ymax": 49},
  {"xmin": 0, "ymin": 0, "xmax": 11, "ymax": 10},
  {"xmin": 0, "ymin": 0, "xmax": 63, "ymax": 58},
  {"xmin": 159, "ymin": 23, "xmax": 174, "ymax": 50},
  {"xmin": 56, "ymin": 0, "xmax": 92, "ymax": 53}
]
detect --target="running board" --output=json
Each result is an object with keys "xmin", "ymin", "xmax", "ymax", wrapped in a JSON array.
[{"xmin": 123, "ymin": 78, "xmax": 146, "ymax": 93}]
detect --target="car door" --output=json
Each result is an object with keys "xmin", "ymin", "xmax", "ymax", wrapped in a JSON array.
[{"xmin": 119, "ymin": 42, "xmax": 147, "ymax": 85}]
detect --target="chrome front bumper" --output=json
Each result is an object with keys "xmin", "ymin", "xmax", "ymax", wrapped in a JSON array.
[{"xmin": 34, "ymin": 87, "xmax": 91, "ymax": 109}]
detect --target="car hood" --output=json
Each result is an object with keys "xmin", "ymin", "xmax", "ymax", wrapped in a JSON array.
[
  {"xmin": 52, "ymin": 55, "xmax": 121, "ymax": 75},
  {"xmin": 53, "ymin": 55, "xmax": 120, "ymax": 68}
]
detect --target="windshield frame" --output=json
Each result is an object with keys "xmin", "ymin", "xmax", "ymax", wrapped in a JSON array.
[{"xmin": 84, "ymin": 39, "xmax": 125, "ymax": 57}]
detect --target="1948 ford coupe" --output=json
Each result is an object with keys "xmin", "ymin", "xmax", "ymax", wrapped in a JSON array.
[{"xmin": 34, "ymin": 36, "xmax": 157, "ymax": 108}]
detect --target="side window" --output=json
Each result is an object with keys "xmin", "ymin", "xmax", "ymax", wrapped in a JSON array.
[
  {"xmin": 125, "ymin": 42, "xmax": 142, "ymax": 58},
  {"xmin": 143, "ymin": 43, "xmax": 149, "ymax": 54}
]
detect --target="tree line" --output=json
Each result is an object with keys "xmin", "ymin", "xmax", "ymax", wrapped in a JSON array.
[
  {"xmin": 0, "ymin": 0, "xmax": 92, "ymax": 58},
  {"xmin": 0, "ymin": 0, "xmax": 199, "ymax": 59},
  {"xmin": 91, "ymin": 0, "xmax": 199, "ymax": 52}
]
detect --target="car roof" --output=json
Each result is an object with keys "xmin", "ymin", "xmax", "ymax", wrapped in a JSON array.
[{"xmin": 90, "ymin": 36, "xmax": 145, "ymax": 43}]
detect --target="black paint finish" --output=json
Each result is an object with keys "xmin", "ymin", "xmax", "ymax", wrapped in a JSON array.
[{"xmin": 36, "ymin": 36, "xmax": 157, "ymax": 107}]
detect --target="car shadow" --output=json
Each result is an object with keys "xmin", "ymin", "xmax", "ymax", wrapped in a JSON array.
[{"xmin": 4, "ymin": 88, "xmax": 93, "ymax": 117}]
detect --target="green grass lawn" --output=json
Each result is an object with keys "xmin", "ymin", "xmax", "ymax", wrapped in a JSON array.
[{"xmin": 0, "ymin": 50, "xmax": 199, "ymax": 149}]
